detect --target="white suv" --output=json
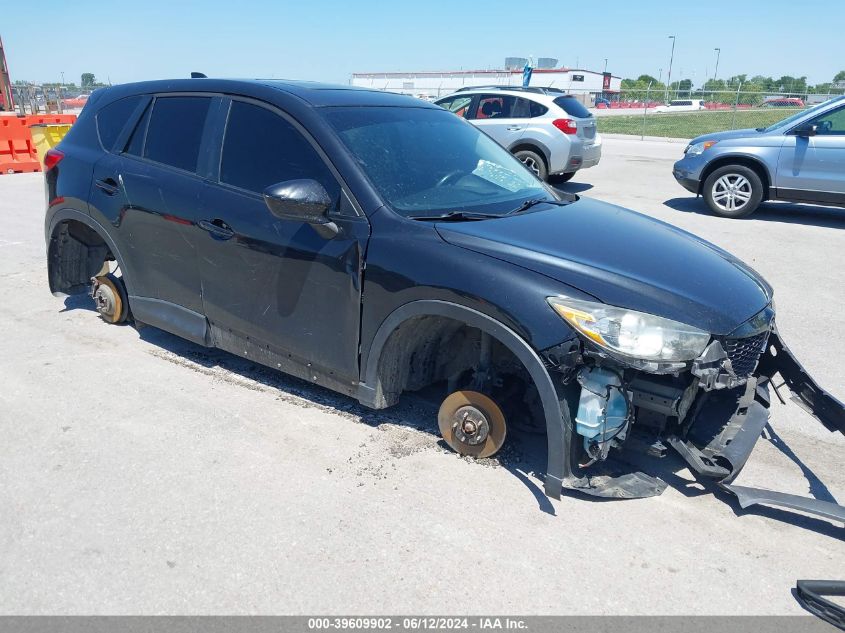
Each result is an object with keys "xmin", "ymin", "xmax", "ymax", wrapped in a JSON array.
[{"xmin": 435, "ymin": 86, "xmax": 601, "ymax": 182}]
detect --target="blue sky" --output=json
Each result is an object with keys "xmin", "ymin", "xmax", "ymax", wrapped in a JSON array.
[{"xmin": 3, "ymin": 0, "xmax": 844, "ymax": 87}]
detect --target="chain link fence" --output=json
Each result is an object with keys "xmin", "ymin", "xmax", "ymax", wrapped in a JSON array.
[{"xmin": 592, "ymin": 88, "xmax": 844, "ymax": 140}]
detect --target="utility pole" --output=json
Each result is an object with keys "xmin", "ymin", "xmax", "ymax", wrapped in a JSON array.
[
  {"xmin": 666, "ymin": 35, "xmax": 676, "ymax": 102},
  {"xmin": 603, "ymin": 58, "xmax": 608, "ymax": 73},
  {"xmin": 713, "ymin": 48, "xmax": 721, "ymax": 82}
]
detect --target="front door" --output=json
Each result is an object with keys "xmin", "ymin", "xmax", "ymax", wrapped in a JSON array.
[
  {"xmin": 197, "ymin": 99, "xmax": 370, "ymax": 385},
  {"xmin": 776, "ymin": 104, "xmax": 845, "ymax": 203}
]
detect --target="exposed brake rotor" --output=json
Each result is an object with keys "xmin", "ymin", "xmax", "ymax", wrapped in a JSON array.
[
  {"xmin": 438, "ymin": 390, "xmax": 507, "ymax": 458},
  {"xmin": 91, "ymin": 274, "xmax": 126, "ymax": 324}
]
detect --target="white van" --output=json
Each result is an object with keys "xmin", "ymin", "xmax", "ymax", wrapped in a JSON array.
[{"xmin": 654, "ymin": 99, "xmax": 706, "ymax": 113}]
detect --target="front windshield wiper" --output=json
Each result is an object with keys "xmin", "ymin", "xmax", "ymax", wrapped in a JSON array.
[
  {"xmin": 407, "ymin": 211, "xmax": 504, "ymax": 222},
  {"xmin": 508, "ymin": 196, "xmax": 571, "ymax": 216}
]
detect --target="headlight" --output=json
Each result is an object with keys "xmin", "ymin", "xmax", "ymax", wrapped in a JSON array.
[
  {"xmin": 547, "ymin": 297, "xmax": 711, "ymax": 369},
  {"xmin": 685, "ymin": 140, "xmax": 718, "ymax": 156}
]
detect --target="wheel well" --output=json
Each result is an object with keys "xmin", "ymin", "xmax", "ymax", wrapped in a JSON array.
[
  {"xmin": 373, "ymin": 315, "xmax": 543, "ymax": 428},
  {"xmin": 700, "ymin": 156, "xmax": 771, "ymax": 199},
  {"xmin": 510, "ymin": 143, "xmax": 549, "ymax": 172},
  {"xmin": 48, "ymin": 219, "xmax": 112, "ymax": 295}
]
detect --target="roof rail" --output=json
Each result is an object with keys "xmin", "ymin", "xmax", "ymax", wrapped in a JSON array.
[{"xmin": 453, "ymin": 85, "xmax": 572, "ymax": 96}]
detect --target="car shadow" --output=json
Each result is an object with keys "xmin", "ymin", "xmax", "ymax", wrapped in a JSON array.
[
  {"xmin": 664, "ymin": 197, "xmax": 845, "ymax": 229},
  {"xmin": 136, "ymin": 324, "xmax": 559, "ymax": 512},
  {"xmin": 63, "ymin": 305, "xmax": 842, "ymax": 529}
]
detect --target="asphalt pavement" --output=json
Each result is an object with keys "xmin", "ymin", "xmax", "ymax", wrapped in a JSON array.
[{"xmin": 1, "ymin": 137, "xmax": 843, "ymax": 615}]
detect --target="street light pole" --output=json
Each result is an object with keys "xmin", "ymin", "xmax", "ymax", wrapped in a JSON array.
[
  {"xmin": 60, "ymin": 71, "xmax": 65, "ymax": 86},
  {"xmin": 713, "ymin": 48, "xmax": 721, "ymax": 82},
  {"xmin": 666, "ymin": 35, "xmax": 676, "ymax": 102},
  {"xmin": 603, "ymin": 58, "xmax": 608, "ymax": 73}
]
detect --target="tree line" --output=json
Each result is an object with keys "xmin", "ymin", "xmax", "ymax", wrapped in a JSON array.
[{"xmin": 619, "ymin": 71, "xmax": 845, "ymax": 103}]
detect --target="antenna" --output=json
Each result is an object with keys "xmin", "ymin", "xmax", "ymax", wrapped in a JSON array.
[{"xmin": 191, "ymin": 72, "xmax": 207, "ymax": 79}]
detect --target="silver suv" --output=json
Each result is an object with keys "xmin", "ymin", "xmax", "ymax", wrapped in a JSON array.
[
  {"xmin": 435, "ymin": 86, "xmax": 601, "ymax": 182},
  {"xmin": 673, "ymin": 95, "xmax": 845, "ymax": 218}
]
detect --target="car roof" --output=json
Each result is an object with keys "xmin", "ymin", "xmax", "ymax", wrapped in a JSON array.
[
  {"xmin": 438, "ymin": 88, "xmax": 561, "ymax": 105},
  {"xmin": 91, "ymin": 78, "xmax": 439, "ymax": 109}
]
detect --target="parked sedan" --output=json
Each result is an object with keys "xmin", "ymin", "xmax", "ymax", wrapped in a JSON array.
[{"xmin": 673, "ymin": 95, "xmax": 845, "ymax": 217}]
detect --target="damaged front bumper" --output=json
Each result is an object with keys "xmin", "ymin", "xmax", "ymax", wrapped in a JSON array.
[{"xmin": 550, "ymin": 328, "xmax": 845, "ymax": 523}]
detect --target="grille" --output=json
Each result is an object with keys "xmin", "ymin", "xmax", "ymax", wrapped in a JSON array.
[{"xmin": 724, "ymin": 331, "xmax": 769, "ymax": 376}]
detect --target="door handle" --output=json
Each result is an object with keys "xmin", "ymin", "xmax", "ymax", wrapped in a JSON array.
[
  {"xmin": 95, "ymin": 177, "xmax": 119, "ymax": 195},
  {"xmin": 506, "ymin": 126, "xmax": 523, "ymax": 131},
  {"xmin": 199, "ymin": 219, "xmax": 235, "ymax": 240}
]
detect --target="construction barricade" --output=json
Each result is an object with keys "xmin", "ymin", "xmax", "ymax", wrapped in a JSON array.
[{"xmin": 0, "ymin": 114, "xmax": 76, "ymax": 174}]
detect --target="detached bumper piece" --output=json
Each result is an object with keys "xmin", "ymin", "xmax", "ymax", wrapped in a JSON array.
[
  {"xmin": 795, "ymin": 580, "xmax": 845, "ymax": 631},
  {"xmin": 671, "ymin": 330, "xmax": 845, "ymax": 523}
]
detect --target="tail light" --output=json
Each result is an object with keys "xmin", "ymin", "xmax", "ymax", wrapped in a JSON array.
[
  {"xmin": 43, "ymin": 148, "xmax": 65, "ymax": 172},
  {"xmin": 552, "ymin": 119, "xmax": 578, "ymax": 135}
]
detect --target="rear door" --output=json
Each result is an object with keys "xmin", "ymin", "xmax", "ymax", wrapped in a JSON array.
[
  {"xmin": 197, "ymin": 98, "xmax": 370, "ymax": 383},
  {"xmin": 469, "ymin": 94, "xmax": 528, "ymax": 146},
  {"xmin": 776, "ymin": 103, "xmax": 845, "ymax": 203},
  {"xmin": 108, "ymin": 94, "xmax": 217, "ymax": 329}
]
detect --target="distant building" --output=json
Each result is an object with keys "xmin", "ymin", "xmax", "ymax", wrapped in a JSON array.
[{"xmin": 350, "ymin": 67, "xmax": 621, "ymax": 102}]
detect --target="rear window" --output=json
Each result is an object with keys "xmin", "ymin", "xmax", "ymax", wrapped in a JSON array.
[
  {"xmin": 143, "ymin": 96, "xmax": 212, "ymax": 173},
  {"xmin": 96, "ymin": 96, "xmax": 142, "ymax": 151},
  {"xmin": 553, "ymin": 96, "xmax": 592, "ymax": 119}
]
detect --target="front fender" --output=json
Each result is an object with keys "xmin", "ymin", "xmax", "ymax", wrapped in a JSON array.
[{"xmin": 357, "ymin": 299, "xmax": 571, "ymax": 499}]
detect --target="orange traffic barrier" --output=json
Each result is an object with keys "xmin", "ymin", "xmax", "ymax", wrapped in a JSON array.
[
  {"xmin": 22, "ymin": 114, "xmax": 77, "ymax": 126},
  {"xmin": 0, "ymin": 117, "xmax": 40, "ymax": 174}
]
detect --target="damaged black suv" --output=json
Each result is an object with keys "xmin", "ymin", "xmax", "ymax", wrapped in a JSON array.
[{"xmin": 44, "ymin": 79, "xmax": 845, "ymax": 520}]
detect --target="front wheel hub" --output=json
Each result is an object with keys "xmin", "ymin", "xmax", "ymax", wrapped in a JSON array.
[{"xmin": 438, "ymin": 390, "xmax": 507, "ymax": 458}]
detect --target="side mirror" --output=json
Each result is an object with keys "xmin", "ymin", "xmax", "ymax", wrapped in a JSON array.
[
  {"xmin": 793, "ymin": 123, "xmax": 817, "ymax": 137},
  {"xmin": 263, "ymin": 179, "xmax": 333, "ymax": 224}
]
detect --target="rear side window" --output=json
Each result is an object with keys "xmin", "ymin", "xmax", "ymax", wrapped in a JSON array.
[
  {"xmin": 553, "ymin": 96, "xmax": 592, "ymax": 119},
  {"xmin": 529, "ymin": 101, "xmax": 548, "ymax": 117},
  {"xmin": 143, "ymin": 96, "xmax": 211, "ymax": 172},
  {"xmin": 220, "ymin": 100, "xmax": 339, "ymax": 199},
  {"xmin": 96, "ymin": 96, "xmax": 142, "ymax": 151}
]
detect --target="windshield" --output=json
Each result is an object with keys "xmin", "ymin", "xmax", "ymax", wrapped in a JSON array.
[
  {"xmin": 761, "ymin": 99, "xmax": 834, "ymax": 132},
  {"xmin": 323, "ymin": 106, "xmax": 552, "ymax": 218}
]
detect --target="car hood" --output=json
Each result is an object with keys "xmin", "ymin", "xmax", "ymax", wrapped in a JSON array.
[
  {"xmin": 436, "ymin": 198, "xmax": 772, "ymax": 335},
  {"xmin": 690, "ymin": 128, "xmax": 764, "ymax": 145}
]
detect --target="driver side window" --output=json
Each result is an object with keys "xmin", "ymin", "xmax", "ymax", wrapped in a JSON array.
[
  {"xmin": 220, "ymin": 100, "xmax": 341, "ymax": 201},
  {"xmin": 811, "ymin": 106, "xmax": 845, "ymax": 135}
]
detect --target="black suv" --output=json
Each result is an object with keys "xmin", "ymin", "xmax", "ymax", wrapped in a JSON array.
[{"xmin": 44, "ymin": 79, "xmax": 844, "ymax": 520}]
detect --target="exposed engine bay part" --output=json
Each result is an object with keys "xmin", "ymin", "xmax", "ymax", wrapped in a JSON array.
[
  {"xmin": 692, "ymin": 339, "xmax": 748, "ymax": 390},
  {"xmin": 574, "ymin": 367, "xmax": 630, "ymax": 462},
  {"xmin": 90, "ymin": 273, "xmax": 129, "ymax": 324},
  {"xmin": 438, "ymin": 390, "xmax": 507, "ymax": 458},
  {"xmin": 795, "ymin": 580, "xmax": 845, "ymax": 631}
]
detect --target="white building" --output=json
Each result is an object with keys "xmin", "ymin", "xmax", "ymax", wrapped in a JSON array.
[{"xmin": 350, "ymin": 68, "xmax": 621, "ymax": 101}]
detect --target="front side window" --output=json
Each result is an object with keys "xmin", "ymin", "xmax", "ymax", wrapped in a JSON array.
[
  {"xmin": 219, "ymin": 101, "xmax": 340, "ymax": 200},
  {"xmin": 144, "ymin": 96, "xmax": 212, "ymax": 173},
  {"xmin": 436, "ymin": 95, "xmax": 473, "ymax": 118},
  {"xmin": 811, "ymin": 106, "xmax": 845, "ymax": 135},
  {"xmin": 324, "ymin": 106, "xmax": 553, "ymax": 218}
]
